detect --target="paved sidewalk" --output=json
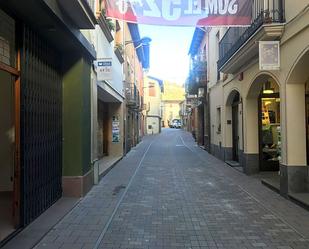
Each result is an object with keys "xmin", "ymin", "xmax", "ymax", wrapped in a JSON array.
[
  {"xmin": 18, "ymin": 130, "xmax": 309, "ymax": 249},
  {"xmin": 33, "ymin": 136, "xmax": 155, "ymax": 249}
]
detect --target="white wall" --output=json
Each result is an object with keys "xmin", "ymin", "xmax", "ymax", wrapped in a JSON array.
[
  {"xmin": 82, "ymin": 26, "xmax": 124, "ymax": 98},
  {"xmin": 144, "ymin": 77, "xmax": 162, "ymax": 134},
  {"xmin": 146, "ymin": 117, "xmax": 160, "ymax": 134},
  {"xmin": 94, "ymin": 26, "xmax": 123, "ymax": 96},
  {"xmin": 144, "ymin": 78, "xmax": 162, "ymax": 117}
]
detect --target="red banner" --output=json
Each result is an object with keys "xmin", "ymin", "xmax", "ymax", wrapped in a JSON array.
[{"xmin": 105, "ymin": 0, "xmax": 252, "ymax": 26}]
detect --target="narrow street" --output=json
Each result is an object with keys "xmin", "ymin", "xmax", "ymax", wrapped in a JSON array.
[{"xmin": 24, "ymin": 129, "xmax": 309, "ymax": 249}]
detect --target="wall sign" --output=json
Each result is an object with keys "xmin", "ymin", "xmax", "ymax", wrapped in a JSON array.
[
  {"xmin": 94, "ymin": 59, "xmax": 112, "ymax": 81},
  {"xmin": 259, "ymin": 41, "xmax": 280, "ymax": 71}
]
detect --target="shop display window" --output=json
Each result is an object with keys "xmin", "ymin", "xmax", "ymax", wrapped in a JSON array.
[{"xmin": 261, "ymin": 97, "xmax": 281, "ymax": 163}]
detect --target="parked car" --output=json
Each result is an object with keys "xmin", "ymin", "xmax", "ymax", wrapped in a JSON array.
[
  {"xmin": 174, "ymin": 121, "xmax": 181, "ymax": 129},
  {"xmin": 170, "ymin": 119, "xmax": 181, "ymax": 129}
]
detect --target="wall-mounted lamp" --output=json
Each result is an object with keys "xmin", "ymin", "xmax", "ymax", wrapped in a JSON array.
[
  {"xmin": 263, "ymin": 81, "xmax": 274, "ymax": 94},
  {"xmin": 125, "ymin": 37, "xmax": 152, "ymax": 48}
]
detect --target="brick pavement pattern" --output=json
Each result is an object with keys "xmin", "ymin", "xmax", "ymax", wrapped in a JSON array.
[{"xmin": 35, "ymin": 129, "xmax": 309, "ymax": 249}]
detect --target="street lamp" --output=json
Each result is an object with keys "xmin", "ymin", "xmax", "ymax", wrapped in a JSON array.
[{"xmin": 125, "ymin": 37, "xmax": 152, "ymax": 47}]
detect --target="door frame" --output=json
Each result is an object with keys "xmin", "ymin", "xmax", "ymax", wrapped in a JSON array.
[
  {"xmin": 0, "ymin": 56, "xmax": 20, "ymax": 228},
  {"xmin": 305, "ymin": 94, "xmax": 309, "ymax": 165},
  {"xmin": 258, "ymin": 93, "xmax": 280, "ymax": 171},
  {"xmin": 232, "ymin": 103, "xmax": 239, "ymax": 161}
]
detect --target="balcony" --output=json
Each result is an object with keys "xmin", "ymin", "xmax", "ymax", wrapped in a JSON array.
[
  {"xmin": 125, "ymin": 82, "xmax": 140, "ymax": 109},
  {"xmin": 57, "ymin": 0, "xmax": 97, "ymax": 29},
  {"xmin": 218, "ymin": 0, "xmax": 285, "ymax": 74},
  {"xmin": 114, "ymin": 47, "xmax": 124, "ymax": 64},
  {"xmin": 97, "ymin": 12, "xmax": 114, "ymax": 43},
  {"xmin": 186, "ymin": 59, "xmax": 207, "ymax": 95}
]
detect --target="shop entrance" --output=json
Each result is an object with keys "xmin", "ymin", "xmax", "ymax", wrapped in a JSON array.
[
  {"xmin": 0, "ymin": 69, "xmax": 18, "ymax": 242},
  {"xmin": 198, "ymin": 104, "xmax": 205, "ymax": 146},
  {"xmin": 258, "ymin": 81, "xmax": 281, "ymax": 171},
  {"xmin": 226, "ymin": 90, "xmax": 241, "ymax": 164},
  {"xmin": 306, "ymin": 86, "xmax": 309, "ymax": 165},
  {"xmin": 98, "ymin": 100, "xmax": 109, "ymax": 157},
  {"xmin": 232, "ymin": 95, "xmax": 240, "ymax": 162}
]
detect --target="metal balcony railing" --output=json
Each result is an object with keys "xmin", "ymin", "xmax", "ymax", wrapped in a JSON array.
[
  {"xmin": 218, "ymin": 0, "xmax": 285, "ymax": 70},
  {"xmin": 125, "ymin": 82, "xmax": 140, "ymax": 108},
  {"xmin": 192, "ymin": 59, "xmax": 207, "ymax": 73}
]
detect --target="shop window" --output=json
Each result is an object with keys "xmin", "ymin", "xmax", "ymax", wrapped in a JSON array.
[
  {"xmin": 261, "ymin": 97, "xmax": 281, "ymax": 162},
  {"xmin": 259, "ymin": 80, "xmax": 281, "ymax": 171},
  {"xmin": 149, "ymin": 82, "xmax": 156, "ymax": 97}
]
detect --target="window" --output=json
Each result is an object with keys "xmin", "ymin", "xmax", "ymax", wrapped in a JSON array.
[
  {"xmin": 203, "ymin": 44, "xmax": 206, "ymax": 61},
  {"xmin": 149, "ymin": 82, "xmax": 156, "ymax": 97},
  {"xmin": 0, "ymin": 9, "xmax": 15, "ymax": 67},
  {"xmin": 216, "ymin": 107, "xmax": 221, "ymax": 134},
  {"xmin": 126, "ymin": 62, "xmax": 130, "ymax": 77},
  {"xmin": 216, "ymin": 31, "xmax": 220, "ymax": 81}
]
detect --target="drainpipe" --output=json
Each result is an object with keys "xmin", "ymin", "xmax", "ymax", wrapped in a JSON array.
[{"xmin": 241, "ymin": 97, "xmax": 245, "ymax": 166}]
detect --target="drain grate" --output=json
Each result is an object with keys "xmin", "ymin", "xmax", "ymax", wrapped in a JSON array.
[{"xmin": 112, "ymin": 185, "xmax": 126, "ymax": 195}]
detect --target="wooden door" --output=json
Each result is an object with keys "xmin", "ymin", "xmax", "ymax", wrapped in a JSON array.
[
  {"xmin": 232, "ymin": 104, "xmax": 239, "ymax": 161},
  {"xmin": 306, "ymin": 94, "xmax": 309, "ymax": 165},
  {"xmin": 0, "ymin": 62, "xmax": 20, "ymax": 228}
]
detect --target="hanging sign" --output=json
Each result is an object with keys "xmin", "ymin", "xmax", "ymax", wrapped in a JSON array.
[
  {"xmin": 94, "ymin": 59, "xmax": 112, "ymax": 81},
  {"xmin": 259, "ymin": 41, "xmax": 280, "ymax": 71},
  {"xmin": 105, "ymin": 0, "xmax": 252, "ymax": 26}
]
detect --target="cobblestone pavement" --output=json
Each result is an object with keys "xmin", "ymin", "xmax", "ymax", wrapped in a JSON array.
[{"xmin": 35, "ymin": 129, "xmax": 309, "ymax": 249}]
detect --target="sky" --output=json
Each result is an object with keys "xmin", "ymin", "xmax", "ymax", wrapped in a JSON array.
[{"xmin": 139, "ymin": 24, "xmax": 195, "ymax": 85}]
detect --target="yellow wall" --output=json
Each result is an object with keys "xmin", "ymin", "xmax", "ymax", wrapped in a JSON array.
[
  {"xmin": 162, "ymin": 81, "xmax": 185, "ymax": 127},
  {"xmin": 144, "ymin": 76, "xmax": 162, "ymax": 134}
]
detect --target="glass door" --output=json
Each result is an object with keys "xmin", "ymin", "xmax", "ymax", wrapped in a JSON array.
[{"xmin": 259, "ymin": 93, "xmax": 281, "ymax": 171}]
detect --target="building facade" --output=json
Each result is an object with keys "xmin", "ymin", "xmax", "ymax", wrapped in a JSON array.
[
  {"xmin": 123, "ymin": 23, "xmax": 145, "ymax": 152},
  {"xmin": 187, "ymin": 1, "xmax": 309, "ymax": 197},
  {"xmin": 81, "ymin": 1, "xmax": 126, "ymax": 182},
  {"xmin": 144, "ymin": 76, "xmax": 164, "ymax": 135},
  {"xmin": 0, "ymin": 0, "xmax": 96, "ymax": 244},
  {"xmin": 187, "ymin": 34, "xmax": 209, "ymax": 148},
  {"xmin": 161, "ymin": 81, "xmax": 185, "ymax": 128},
  {"xmin": 0, "ymin": 0, "xmax": 150, "ymax": 245}
]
